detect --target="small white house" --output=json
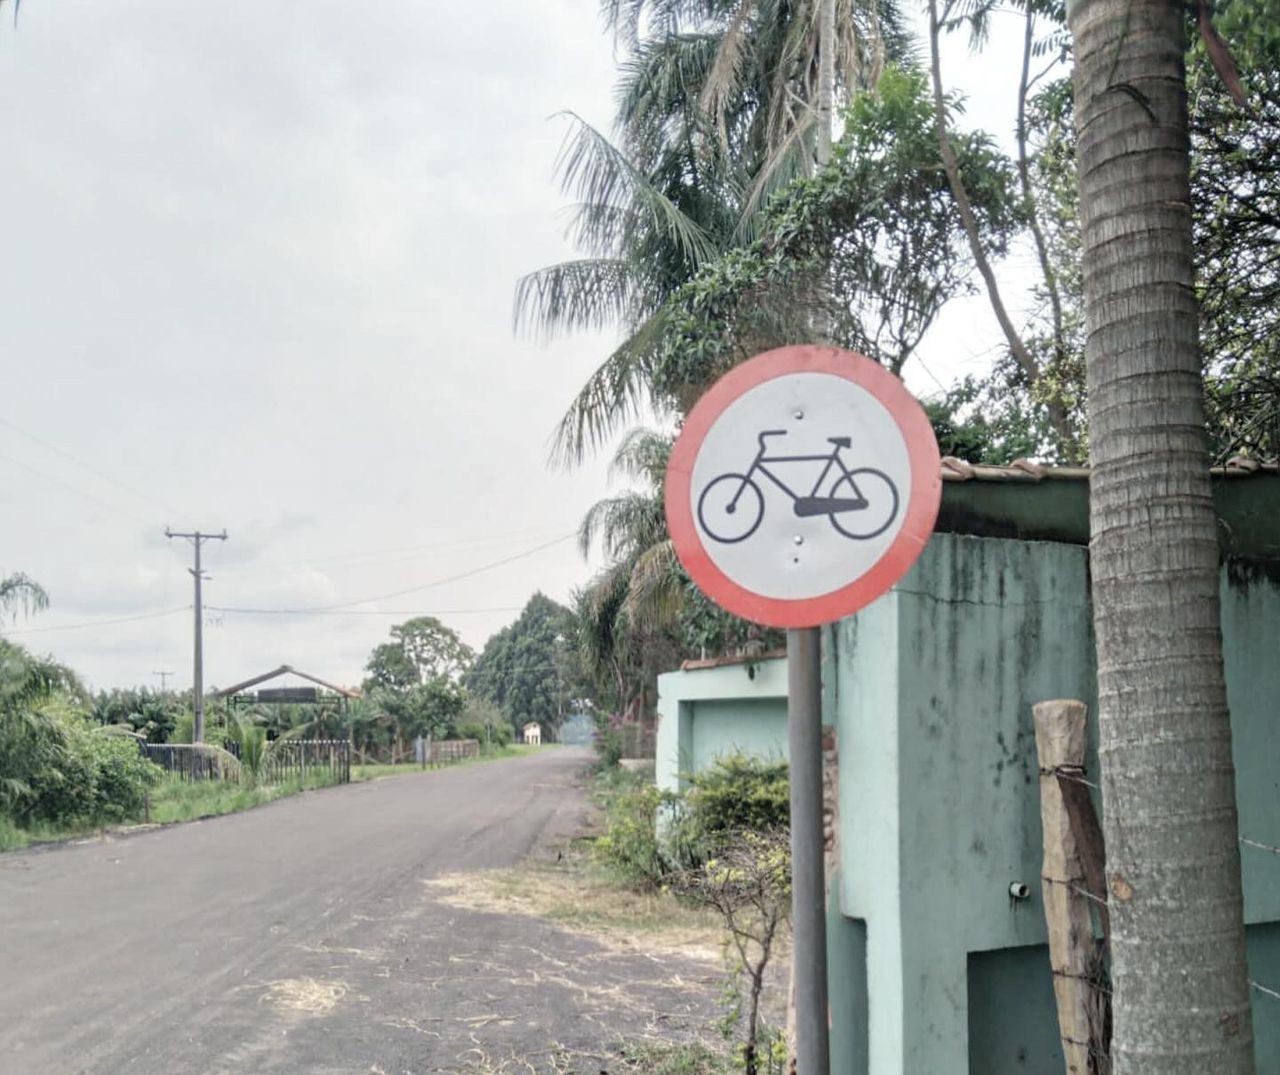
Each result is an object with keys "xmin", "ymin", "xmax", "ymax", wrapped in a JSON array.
[{"xmin": 521, "ymin": 721, "xmax": 542, "ymax": 745}]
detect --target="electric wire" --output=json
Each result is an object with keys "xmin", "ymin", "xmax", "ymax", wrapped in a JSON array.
[
  {"xmin": 4, "ymin": 606, "xmax": 190, "ymax": 635},
  {"xmin": 208, "ymin": 533, "xmax": 576, "ymax": 614},
  {"xmin": 0, "ymin": 414, "xmax": 181, "ymax": 518}
]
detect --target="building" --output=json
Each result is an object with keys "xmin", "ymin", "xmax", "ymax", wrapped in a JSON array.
[
  {"xmin": 521, "ymin": 721, "xmax": 542, "ymax": 745},
  {"xmin": 657, "ymin": 457, "xmax": 1280, "ymax": 1073}
]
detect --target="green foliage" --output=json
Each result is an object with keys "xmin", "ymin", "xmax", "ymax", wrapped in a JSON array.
[
  {"xmin": 0, "ymin": 572, "xmax": 49, "ymax": 622},
  {"xmin": 0, "ymin": 692, "xmax": 161, "ymax": 826},
  {"xmin": 229, "ymin": 719, "xmax": 268, "ymax": 786},
  {"xmin": 456, "ymin": 697, "xmax": 515, "ymax": 747},
  {"xmin": 594, "ymin": 767, "xmax": 676, "ymax": 889},
  {"xmin": 466, "ymin": 593, "xmax": 578, "ymax": 732},
  {"xmin": 683, "ymin": 754, "xmax": 789, "ymax": 843},
  {"xmin": 593, "ymin": 753, "xmax": 790, "ymax": 891},
  {"xmin": 91, "ymin": 687, "xmax": 185, "ymax": 743},
  {"xmin": 642, "ymin": 66, "xmax": 1024, "ymax": 409},
  {"xmin": 368, "ymin": 679, "xmax": 466, "ymax": 742},
  {"xmin": 365, "ymin": 616, "xmax": 474, "ymax": 689}
]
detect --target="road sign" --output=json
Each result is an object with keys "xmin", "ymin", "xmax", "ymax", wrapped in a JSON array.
[{"xmin": 665, "ymin": 345, "xmax": 941, "ymax": 627}]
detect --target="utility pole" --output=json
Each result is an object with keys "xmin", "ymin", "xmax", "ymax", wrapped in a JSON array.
[
  {"xmin": 165, "ymin": 528, "xmax": 227, "ymax": 743},
  {"xmin": 153, "ymin": 670, "xmax": 175, "ymax": 692}
]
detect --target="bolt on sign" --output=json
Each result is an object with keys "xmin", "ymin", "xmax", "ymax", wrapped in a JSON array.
[{"xmin": 665, "ymin": 345, "xmax": 942, "ymax": 627}]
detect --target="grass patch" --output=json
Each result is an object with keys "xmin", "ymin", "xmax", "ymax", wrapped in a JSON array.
[
  {"xmin": 353, "ymin": 743, "xmax": 552, "ymax": 782},
  {"xmin": 145, "ymin": 771, "xmax": 342, "ymax": 824},
  {"xmin": 427, "ymin": 843, "xmax": 724, "ymax": 962},
  {"xmin": 459, "ymin": 1040, "xmax": 734, "ymax": 1075},
  {"xmin": 1, "ymin": 743, "xmax": 562, "ymax": 851},
  {"xmin": 610, "ymin": 1041, "xmax": 735, "ymax": 1075}
]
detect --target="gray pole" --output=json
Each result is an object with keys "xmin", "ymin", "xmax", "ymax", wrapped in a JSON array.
[
  {"xmin": 166, "ymin": 528, "xmax": 227, "ymax": 745},
  {"xmin": 788, "ymin": 625, "xmax": 829, "ymax": 1075},
  {"xmin": 192, "ymin": 539, "xmax": 204, "ymax": 743}
]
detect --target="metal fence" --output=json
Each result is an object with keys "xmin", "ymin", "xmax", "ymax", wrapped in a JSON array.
[
  {"xmin": 143, "ymin": 739, "xmax": 351, "ymax": 785},
  {"xmin": 424, "ymin": 738, "xmax": 480, "ymax": 764},
  {"xmin": 258, "ymin": 739, "xmax": 351, "ymax": 785},
  {"xmin": 616, "ymin": 724, "xmax": 657, "ymax": 760}
]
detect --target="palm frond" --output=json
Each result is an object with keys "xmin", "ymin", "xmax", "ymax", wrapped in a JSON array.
[
  {"xmin": 578, "ymin": 491, "xmax": 666, "ymax": 561},
  {"xmin": 737, "ymin": 113, "xmax": 819, "ymax": 232},
  {"xmin": 699, "ymin": 2, "xmax": 756, "ymax": 149},
  {"xmin": 551, "ymin": 310, "xmax": 673, "ymax": 467},
  {"xmin": 623, "ymin": 539, "xmax": 684, "ymax": 629},
  {"xmin": 513, "ymin": 258, "xmax": 635, "ymax": 339},
  {"xmin": 554, "ymin": 113, "xmax": 717, "ymax": 268},
  {"xmin": 0, "ymin": 573, "xmax": 49, "ymax": 623},
  {"xmin": 610, "ymin": 427, "xmax": 675, "ymax": 484}
]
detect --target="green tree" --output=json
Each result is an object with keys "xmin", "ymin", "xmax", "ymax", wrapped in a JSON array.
[
  {"xmin": 0, "ymin": 573, "xmax": 48, "ymax": 624},
  {"xmin": 91, "ymin": 687, "xmax": 184, "ymax": 744},
  {"xmin": 1069, "ymin": 0, "xmax": 1253, "ymax": 1069},
  {"xmin": 361, "ymin": 617, "xmax": 474, "ymax": 757},
  {"xmin": 466, "ymin": 594, "xmax": 578, "ymax": 734},
  {"xmin": 364, "ymin": 617, "xmax": 474, "ymax": 688},
  {"xmin": 520, "ymin": 0, "xmax": 910, "ymax": 463}
]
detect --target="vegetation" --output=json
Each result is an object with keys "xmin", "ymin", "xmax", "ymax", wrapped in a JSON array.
[
  {"xmin": 465, "ymin": 592, "xmax": 581, "ymax": 738},
  {"xmin": 590, "ymin": 758, "xmax": 791, "ymax": 1074},
  {"xmin": 356, "ymin": 616, "xmax": 472, "ymax": 758}
]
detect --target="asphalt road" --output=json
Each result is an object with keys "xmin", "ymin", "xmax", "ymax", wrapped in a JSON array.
[{"xmin": 0, "ymin": 749, "xmax": 716, "ymax": 1075}]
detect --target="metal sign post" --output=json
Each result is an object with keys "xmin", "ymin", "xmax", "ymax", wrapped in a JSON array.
[
  {"xmin": 665, "ymin": 345, "xmax": 941, "ymax": 1072},
  {"xmin": 788, "ymin": 624, "xmax": 828, "ymax": 1075}
]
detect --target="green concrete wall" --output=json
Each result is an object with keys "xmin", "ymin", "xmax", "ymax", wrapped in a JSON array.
[
  {"xmin": 690, "ymin": 698, "xmax": 787, "ymax": 773},
  {"xmin": 656, "ymin": 657, "xmax": 788, "ymax": 797},
  {"xmin": 829, "ymin": 532, "xmax": 1280, "ymax": 1074}
]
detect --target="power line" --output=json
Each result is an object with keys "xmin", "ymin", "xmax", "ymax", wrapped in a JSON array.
[
  {"xmin": 206, "ymin": 605, "xmax": 524, "ymax": 617},
  {"xmin": 0, "ymin": 415, "xmax": 181, "ymax": 518},
  {"xmin": 4, "ymin": 606, "xmax": 189, "ymax": 635},
  {"xmin": 0, "ymin": 449, "xmax": 152, "ymax": 526},
  {"xmin": 214, "ymin": 533, "xmax": 576, "ymax": 614},
  {"xmin": 212, "ymin": 526, "xmax": 568, "ymax": 578}
]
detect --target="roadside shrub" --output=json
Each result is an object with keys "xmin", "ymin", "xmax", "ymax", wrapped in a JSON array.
[
  {"xmin": 75, "ymin": 728, "xmax": 162, "ymax": 822},
  {"xmin": 456, "ymin": 719, "xmax": 514, "ymax": 746},
  {"xmin": 594, "ymin": 754, "xmax": 790, "ymax": 889},
  {"xmin": 595, "ymin": 724, "xmax": 623, "ymax": 769},
  {"xmin": 595, "ymin": 770, "xmax": 675, "ymax": 889},
  {"xmin": 1, "ymin": 697, "xmax": 161, "ymax": 825},
  {"xmin": 686, "ymin": 754, "xmax": 789, "ymax": 839}
]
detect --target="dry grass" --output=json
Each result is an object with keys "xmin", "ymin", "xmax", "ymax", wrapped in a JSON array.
[
  {"xmin": 425, "ymin": 853, "xmax": 724, "ymax": 963},
  {"xmin": 259, "ymin": 976, "xmax": 348, "ymax": 1015}
]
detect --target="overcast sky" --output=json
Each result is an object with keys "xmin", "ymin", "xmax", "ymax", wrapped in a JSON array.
[{"xmin": 0, "ymin": 1, "xmax": 1044, "ymax": 692}]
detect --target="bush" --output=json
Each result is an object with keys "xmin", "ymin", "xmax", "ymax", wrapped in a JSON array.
[
  {"xmin": 1, "ymin": 697, "xmax": 162, "ymax": 826},
  {"xmin": 685, "ymin": 754, "xmax": 789, "ymax": 839},
  {"xmin": 595, "ymin": 724, "xmax": 623, "ymax": 769},
  {"xmin": 76, "ymin": 729, "xmax": 162, "ymax": 821},
  {"xmin": 595, "ymin": 770, "xmax": 675, "ymax": 889},
  {"xmin": 594, "ymin": 753, "xmax": 790, "ymax": 890}
]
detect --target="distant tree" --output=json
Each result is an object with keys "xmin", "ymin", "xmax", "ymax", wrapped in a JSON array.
[
  {"xmin": 91, "ymin": 687, "xmax": 184, "ymax": 743},
  {"xmin": 360, "ymin": 617, "xmax": 473, "ymax": 757},
  {"xmin": 364, "ymin": 617, "xmax": 474, "ymax": 689},
  {"xmin": 466, "ymin": 594, "xmax": 577, "ymax": 734},
  {"xmin": 0, "ymin": 573, "xmax": 48, "ymax": 625}
]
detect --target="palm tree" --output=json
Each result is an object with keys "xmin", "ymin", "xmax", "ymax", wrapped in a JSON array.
[
  {"xmin": 1069, "ymin": 0, "xmax": 1253, "ymax": 1069},
  {"xmin": 578, "ymin": 428, "xmax": 681, "ymax": 629},
  {"xmin": 519, "ymin": 0, "xmax": 908, "ymax": 464},
  {"xmin": 0, "ymin": 573, "xmax": 48, "ymax": 624}
]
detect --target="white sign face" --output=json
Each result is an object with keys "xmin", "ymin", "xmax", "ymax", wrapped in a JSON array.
[{"xmin": 688, "ymin": 372, "xmax": 910, "ymax": 601}]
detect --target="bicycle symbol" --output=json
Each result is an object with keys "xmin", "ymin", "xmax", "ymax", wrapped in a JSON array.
[{"xmin": 697, "ymin": 429, "xmax": 900, "ymax": 544}]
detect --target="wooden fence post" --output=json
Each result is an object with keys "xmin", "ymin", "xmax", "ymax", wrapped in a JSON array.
[{"xmin": 1034, "ymin": 699, "xmax": 1110, "ymax": 1075}]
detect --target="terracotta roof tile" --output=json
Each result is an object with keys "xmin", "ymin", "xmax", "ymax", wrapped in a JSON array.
[{"xmin": 938, "ymin": 457, "xmax": 1277, "ymax": 482}]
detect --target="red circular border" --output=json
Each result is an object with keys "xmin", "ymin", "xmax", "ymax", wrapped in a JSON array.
[{"xmin": 664, "ymin": 345, "xmax": 941, "ymax": 628}]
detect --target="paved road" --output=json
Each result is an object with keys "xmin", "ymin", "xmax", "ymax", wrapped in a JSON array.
[{"xmin": 0, "ymin": 749, "xmax": 716, "ymax": 1074}]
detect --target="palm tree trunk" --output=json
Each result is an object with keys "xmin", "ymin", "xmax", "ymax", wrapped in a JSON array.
[{"xmin": 1069, "ymin": 0, "xmax": 1254, "ymax": 1070}]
